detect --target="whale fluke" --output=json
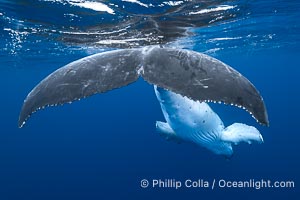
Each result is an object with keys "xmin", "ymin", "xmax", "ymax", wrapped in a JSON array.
[{"xmin": 19, "ymin": 46, "xmax": 268, "ymax": 127}]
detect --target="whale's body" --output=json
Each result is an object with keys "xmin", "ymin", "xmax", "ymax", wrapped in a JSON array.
[{"xmin": 155, "ymin": 86, "xmax": 263, "ymax": 156}]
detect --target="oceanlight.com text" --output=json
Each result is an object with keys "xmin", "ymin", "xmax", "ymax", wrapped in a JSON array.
[{"xmin": 140, "ymin": 178, "xmax": 295, "ymax": 190}]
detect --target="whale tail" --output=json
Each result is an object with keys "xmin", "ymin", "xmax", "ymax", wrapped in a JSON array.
[
  {"xmin": 221, "ymin": 123, "xmax": 264, "ymax": 145},
  {"xmin": 18, "ymin": 46, "xmax": 268, "ymax": 128}
]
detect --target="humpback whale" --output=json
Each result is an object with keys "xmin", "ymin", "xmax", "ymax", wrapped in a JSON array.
[
  {"xmin": 18, "ymin": 46, "xmax": 268, "ymax": 154},
  {"xmin": 155, "ymin": 86, "xmax": 263, "ymax": 156}
]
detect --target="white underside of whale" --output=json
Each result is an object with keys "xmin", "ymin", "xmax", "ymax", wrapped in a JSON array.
[{"xmin": 154, "ymin": 86, "xmax": 263, "ymax": 157}]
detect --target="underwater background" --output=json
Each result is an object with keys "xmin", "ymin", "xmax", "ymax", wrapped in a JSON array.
[{"xmin": 0, "ymin": 0, "xmax": 299, "ymax": 199}]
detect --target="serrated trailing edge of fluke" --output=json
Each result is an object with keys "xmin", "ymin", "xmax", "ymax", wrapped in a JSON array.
[
  {"xmin": 18, "ymin": 81, "xmax": 137, "ymax": 128},
  {"xmin": 202, "ymin": 99, "xmax": 268, "ymax": 126},
  {"xmin": 19, "ymin": 90, "xmax": 268, "ymax": 128}
]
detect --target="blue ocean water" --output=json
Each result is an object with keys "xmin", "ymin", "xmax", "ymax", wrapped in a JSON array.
[{"xmin": 0, "ymin": 0, "xmax": 299, "ymax": 199}]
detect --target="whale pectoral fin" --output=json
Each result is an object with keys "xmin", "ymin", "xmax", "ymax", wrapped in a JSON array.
[
  {"xmin": 156, "ymin": 121, "xmax": 182, "ymax": 143},
  {"xmin": 221, "ymin": 123, "xmax": 264, "ymax": 145}
]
